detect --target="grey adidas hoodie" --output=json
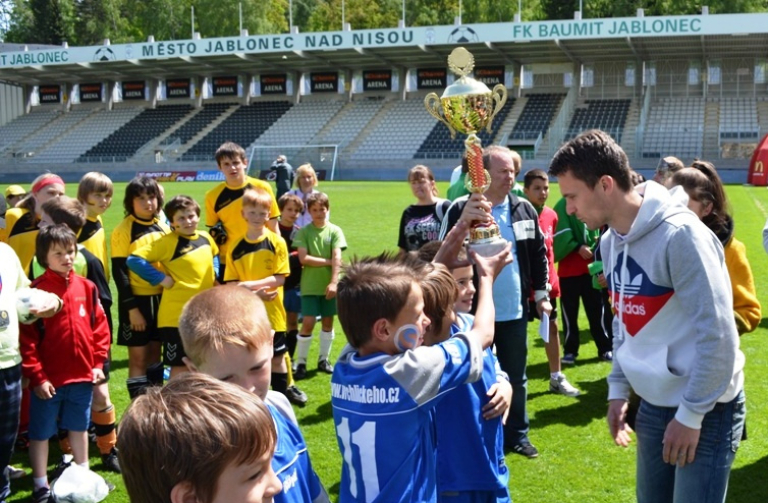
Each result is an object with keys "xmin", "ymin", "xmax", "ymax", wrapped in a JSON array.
[{"xmin": 604, "ymin": 181, "xmax": 744, "ymax": 429}]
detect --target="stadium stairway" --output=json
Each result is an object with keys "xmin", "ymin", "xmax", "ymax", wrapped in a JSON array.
[
  {"xmin": 494, "ymin": 97, "xmax": 528, "ymax": 145},
  {"xmin": 173, "ymin": 103, "xmax": 240, "ymax": 159},
  {"xmin": 78, "ymin": 105, "xmax": 193, "ymax": 162},
  {"xmin": 250, "ymin": 100, "xmax": 346, "ymax": 151},
  {"xmin": 703, "ymin": 100, "xmax": 720, "ymax": 158},
  {"xmin": 15, "ymin": 108, "xmax": 98, "ymax": 159},
  {"xmin": 0, "ymin": 110, "xmax": 60, "ymax": 156},
  {"xmin": 180, "ymin": 101, "xmax": 292, "ymax": 162},
  {"xmin": 24, "ymin": 107, "xmax": 143, "ymax": 164},
  {"xmin": 343, "ymin": 100, "xmax": 398, "ymax": 157},
  {"xmin": 311, "ymin": 99, "xmax": 386, "ymax": 150}
]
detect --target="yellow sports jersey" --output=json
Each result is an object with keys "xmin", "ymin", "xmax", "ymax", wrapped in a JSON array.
[
  {"xmin": 205, "ymin": 176, "xmax": 280, "ymax": 257},
  {"xmin": 133, "ymin": 231, "xmax": 218, "ymax": 328},
  {"xmin": 224, "ymin": 230, "xmax": 289, "ymax": 332},
  {"xmin": 0, "ymin": 208, "xmax": 38, "ymax": 275},
  {"xmin": 111, "ymin": 215, "xmax": 170, "ymax": 296},
  {"xmin": 78, "ymin": 215, "xmax": 109, "ymax": 282}
]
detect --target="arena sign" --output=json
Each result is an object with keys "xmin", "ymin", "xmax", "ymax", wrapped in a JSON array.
[{"xmin": 1, "ymin": 13, "xmax": 766, "ymax": 69}]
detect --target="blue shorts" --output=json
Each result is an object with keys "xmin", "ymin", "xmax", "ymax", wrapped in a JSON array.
[
  {"xmin": 301, "ymin": 295, "xmax": 337, "ymax": 318},
  {"xmin": 283, "ymin": 287, "xmax": 301, "ymax": 314},
  {"xmin": 29, "ymin": 382, "xmax": 93, "ymax": 441}
]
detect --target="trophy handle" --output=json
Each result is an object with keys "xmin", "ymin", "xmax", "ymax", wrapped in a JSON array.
[
  {"xmin": 487, "ymin": 84, "xmax": 509, "ymax": 134},
  {"xmin": 424, "ymin": 93, "xmax": 457, "ymax": 139}
]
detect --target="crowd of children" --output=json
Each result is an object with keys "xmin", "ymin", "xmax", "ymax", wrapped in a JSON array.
[{"xmin": 0, "ymin": 136, "xmax": 759, "ymax": 503}]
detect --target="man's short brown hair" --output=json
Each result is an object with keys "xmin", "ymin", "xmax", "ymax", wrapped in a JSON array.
[
  {"xmin": 119, "ymin": 373, "xmax": 276, "ymax": 503},
  {"xmin": 337, "ymin": 256, "xmax": 417, "ymax": 348},
  {"xmin": 278, "ymin": 193, "xmax": 304, "ymax": 213},
  {"xmin": 548, "ymin": 129, "xmax": 632, "ymax": 192},
  {"xmin": 215, "ymin": 141, "xmax": 247, "ymax": 165},
  {"xmin": 36, "ymin": 224, "xmax": 77, "ymax": 269},
  {"xmin": 420, "ymin": 263, "xmax": 458, "ymax": 338},
  {"xmin": 41, "ymin": 196, "xmax": 86, "ymax": 234},
  {"xmin": 306, "ymin": 191, "xmax": 329, "ymax": 210},
  {"xmin": 179, "ymin": 285, "xmax": 273, "ymax": 368},
  {"xmin": 164, "ymin": 195, "xmax": 200, "ymax": 223}
]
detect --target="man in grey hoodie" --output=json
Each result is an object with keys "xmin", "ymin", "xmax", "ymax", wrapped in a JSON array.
[{"xmin": 549, "ymin": 130, "xmax": 745, "ymax": 503}]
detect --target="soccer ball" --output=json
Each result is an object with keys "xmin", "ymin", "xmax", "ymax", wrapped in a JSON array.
[
  {"xmin": 93, "ymin": 47, "xmax": 116, "ymax": 62},
  {"xmin": 448, "ymin": 26, "xmax": 479, "ymax": 44}
]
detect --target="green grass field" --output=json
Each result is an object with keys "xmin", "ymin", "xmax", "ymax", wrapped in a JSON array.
[{"xmin": 8, "ymin": 180, "xmax": 768, "ymax": 502}]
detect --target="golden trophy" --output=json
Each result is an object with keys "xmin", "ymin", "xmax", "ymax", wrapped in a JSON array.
[{"xmin": 425, "ymin": 47, "xmax": 508, "ymax": 256}]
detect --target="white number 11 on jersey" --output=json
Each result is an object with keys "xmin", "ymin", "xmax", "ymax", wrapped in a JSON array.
[{"xmin": 337, "ymin": 418, "xmax": 380, "ymax": 503}]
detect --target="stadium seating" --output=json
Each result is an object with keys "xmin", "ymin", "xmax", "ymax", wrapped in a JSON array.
[
  {"xmin": 642, "ymin": 97, "xmax": 704, "ymax": 159},
  {"xmin": 719, "ymin": 97, "xmax": 759, "ymax": 140},
  {"xmin": 0, "ymin": 110, "xmax": 59, "ymax": 154},
  {"xmin": 350, "ymin": 99, "xmax": 441, "ymax": 160},
  {"xmin": 567, "ymin": 99, "xmax": 631, "ymax": 142},
  {"xmin": 251, "ymin": 100, "xmax": 345, "ymax": 149},
  {"xmin": 312, "ymin": 99, "xmax": 386, "ymax": 148},
  {"xmin": 13, "ymin": 109, "xmax": 97, "ymax": 157},
  {"xmin": 168, "ymin": 102, "xmax": 236, "ymax": 145},
  {"xmin": 181, "ymin": 101, "xmax": 292, "ymax": 161},
  {"xmin": 26, "ymin": 107, "xmax": 143, "ymax": 164},
  {"xmin": 510, "ymin": 94, "xmax": 564, "ymax": 141},
  {"xmin": 414, "ymin": 98, "xmax": 515, "ymax": 159},
  {"xmin": 78, "ymin": 105, "xmax": 193, "ymax": 162}
]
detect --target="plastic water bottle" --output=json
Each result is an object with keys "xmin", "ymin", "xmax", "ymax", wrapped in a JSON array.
[{"xmin": 163, "ymin": 367, "xmax": 171, "ymax": 381}]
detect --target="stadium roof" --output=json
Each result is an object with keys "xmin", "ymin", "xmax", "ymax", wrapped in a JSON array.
[{"xmin": 1, "ymin": 13, "xmax": 767, "ymax": 85}]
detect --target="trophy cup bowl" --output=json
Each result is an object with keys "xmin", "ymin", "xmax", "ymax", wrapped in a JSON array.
[{"xmin": 424, "ymin": 47, "xmax": 508, "ymax": 256}]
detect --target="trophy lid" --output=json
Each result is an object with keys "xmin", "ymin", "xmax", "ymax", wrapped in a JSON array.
[{"xmin": 441, "ymin": 47, "xmax": 492, "ymax": 98}]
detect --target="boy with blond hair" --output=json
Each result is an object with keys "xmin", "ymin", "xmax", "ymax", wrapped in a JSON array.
[
  {"xmin": 119, "ymin": 373, "xmax": 282, "ymax": 503},
  {"xmin": 331, "ymin": 222, "xmax": 509, "ymax": 503},
  {"xmin": 178, "ymin": 285, "xmax": 329, "ymax": 503},
  {"xmin": 205, "ymin": 142, "xmax": 280, "ymax": 281},
  {"xmin": 224, "ymin": 188, "xmax": 300, "ymax": 403},
  {"xmin": 293, "ymin": 192, "xmax": 346, "ymax": 379},
  {"xmin": 127, "ymin": 195, "xmax": 218, "ymax": 378}
]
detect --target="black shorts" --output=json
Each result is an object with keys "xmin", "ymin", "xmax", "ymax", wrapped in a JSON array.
[
  {"xmin": 117, "ymin": 294, "xmax": 162, "ymax": 347},
  {"xmin": 273, "ymin": 331, "xmax": 287, "ymax": 356},
  {"xmin": 160, "ymin": 327, "xmax": 187, "ymax": 367},
  {"xmin": 528, "ymin": 300, "xmax": 558, "ymax": 322}
]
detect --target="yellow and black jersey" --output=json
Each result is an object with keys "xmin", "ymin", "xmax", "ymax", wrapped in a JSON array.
[
  {"xmin": 78, "ymin": 215, "xmax": 109, "ymax": 282},
  {"xmin": 133, "ymin": 231, "xmax": 218, "ymax": 328},
  {"xmin": 111, "ymin": 215, "xmax": 170, "ymax": 297},
  {"xmin": 204, "ymin": 177, "xmax": 280, "ymax": 257},
  {"xmin": 224, "ymin": 231, "xmax": 289, "ymax": 331},
  {"xmin": 0, "ymin": 208, "xmax": 39, "ymax": 275}
]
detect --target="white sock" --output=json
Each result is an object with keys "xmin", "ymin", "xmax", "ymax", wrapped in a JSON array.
[
  {"xmin": 296, "ymin": 335, "xmax": 312, "ymax": 364},
  {"xmin": 551, "ymin": 372, "xmax": 563, "ymax": 379},
  {"xmin": 33, "ymin": 476, "xmax": 48, "ymax": 489},
  {"xmin": 319, "ymin": 330, "xmax": 335, "ymax": 361}
]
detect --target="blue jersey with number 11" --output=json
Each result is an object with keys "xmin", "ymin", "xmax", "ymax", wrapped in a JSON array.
[{"xmin": 331, "ymin": 333, "xmax": 484, "ymax": 503}]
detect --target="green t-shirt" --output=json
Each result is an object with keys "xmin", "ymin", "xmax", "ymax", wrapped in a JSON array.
[{"xmin": 293, "ymin": 222, "xmax": 347, "ymax": 296}]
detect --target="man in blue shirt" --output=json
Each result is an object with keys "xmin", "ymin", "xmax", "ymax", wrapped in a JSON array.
[{"xmin": 440, "ymin": 145, "xmax": 551, "ymax": 458}]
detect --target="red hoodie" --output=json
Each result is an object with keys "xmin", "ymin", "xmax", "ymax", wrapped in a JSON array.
[{"xmin": 20, "ymin": 269, "xmax": 110, "ymax": 388}]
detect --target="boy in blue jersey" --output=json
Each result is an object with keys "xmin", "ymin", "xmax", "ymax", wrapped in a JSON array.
[
  {"xmin": 332, "ymin": 221, "xmax": 510, "ymax": 503},
  {"xmin": 178, "ymin": 285, "xmax": 330, "ymax": 503},
  {"xmin": 421, "ymin": 260, "xmax": 512, "ymax": 503}
]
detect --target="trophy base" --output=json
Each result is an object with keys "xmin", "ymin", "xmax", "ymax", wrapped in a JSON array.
[{"xmin": 468, "ymin": 237, "xmax": 508, "ymax": 258}]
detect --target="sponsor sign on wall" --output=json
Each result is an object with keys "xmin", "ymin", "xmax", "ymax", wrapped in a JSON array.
[
  {"xmin": 79, "ymin": 83, "xmax": 103, "ymax": 102},
  {"xmin": 39, "ymin": 85, "xmax": 60, "ymax": 103},
  {"xmin": 212, "ymin": 76, "xmax": 237, "ymax": 96},
  {"xmin": 474, "ymin": 66, "xmax": 504, "ymax": 87},
  {"xmin": 122, "ymin": 81, "xmax": 146, "ymax": 100},
  {"xmin": 311, "ymin": 72, "xmax": 338, "ymax": 93},
  {"xmin": 417, "ymin": 68, "xmax": 446, "ymax": 89},
  {"xmin": 363, "ymin": 70, "xmax": 392, "ymax": 91},
  {"xmin": 261, "ymin": 74, "xmax": 287, "ymax": 94},
  {"xmin": 166, "ymin": 78, "xmax": 191, "ymax": 98},
  {"xmin": 137, "ymin": 171, "xmax": 197, "ymax": 182}
]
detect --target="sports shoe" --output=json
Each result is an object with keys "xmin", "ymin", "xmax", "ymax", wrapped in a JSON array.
[
  {"xmin": 49, "ymin": 454, "xmax": 73, "ymax": 481},
  {"xmin": 7, "ymin": 465, "xmax": 26, "ymax": 480},
  {"xmin": 285, "ymin": 385, "xmax": 308, "ymax": 406},
  {"xmin": 510, "ymin": 442, "xmax": 539, "ymax": 459},
  {"xmin": 317, "ymin": 360, "xmax": 334, "ymax": 374},
  {"xmin": 294, "ymin": 363, "xmax": 307, "ymax": 380},
  {"xmin": 550, "ymin": 374, "xmax": 581, "ymax": 397},
  {"xmin": 31, "ymin": 486, "xmax": 51, "ymax": 503},
  {"xmin": 600, "ymin": 351, "xmax": 613, "ymax": 362},
  {"xmin": 102, "ymin": 447, "xmax": 121, "ymax": 473},
  {"xmin": 561, "ymin": 353, "xmax": 576, "ymax": 365}
]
